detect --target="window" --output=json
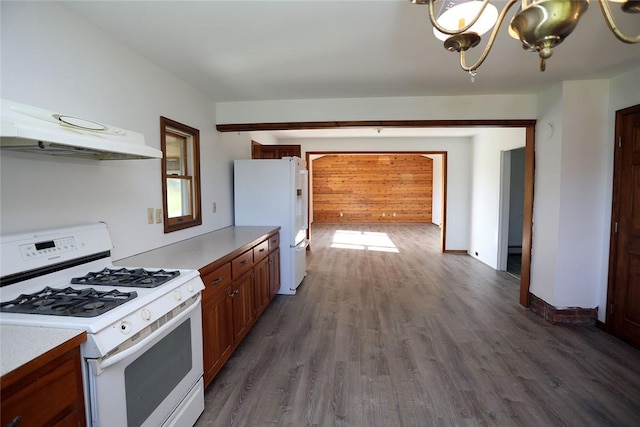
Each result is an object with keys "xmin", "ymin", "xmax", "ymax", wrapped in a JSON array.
[{"xmin": 160, "ymin": 117, "xmax": 202, "ymax": 233}]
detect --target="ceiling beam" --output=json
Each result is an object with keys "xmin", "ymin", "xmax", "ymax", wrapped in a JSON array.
[{"xmin": 216, "ymin": 119, "xmax": 537, "ymax": 132}]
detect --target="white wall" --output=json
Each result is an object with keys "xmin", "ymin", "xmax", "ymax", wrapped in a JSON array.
[
  {"xmin": 555, "ymin": 80, "xmax": 610, "ymax": 309},
  {"xmin": 530, "ymin": 85, "xmax": 563, "ymax": 304},
  {"xmin": 0, "ymin": 2, "xmax": 243, "ymax": 260},
  {"xmin": 427, "ymin": 154, "xmax": 443, "ymax": 226},
  {"xmin": 468, "ymin": 129, "xmax": 526, "ymax": 269},
  {"xmin": 532, "ymin": 79, "xmax": 612, "ymax": 313}
]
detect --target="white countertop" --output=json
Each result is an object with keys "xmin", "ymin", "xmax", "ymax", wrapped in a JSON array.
[
  {"xmin": 1, "ymin": 325, "xmax": 86, "ymax": 377},
  {"xmin": 115, "ymin": 225, "xmax": 279, "ymax": 271}
]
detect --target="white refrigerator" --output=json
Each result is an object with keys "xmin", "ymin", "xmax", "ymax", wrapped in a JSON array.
[{"xmin": 233, "ymin": 157, "xmax": 309, "ymax": 295}]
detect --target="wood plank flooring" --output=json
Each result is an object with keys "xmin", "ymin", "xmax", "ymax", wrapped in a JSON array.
[{"xmin": 195, "ymin": 223, "xmax": 640, "ymax": 427}]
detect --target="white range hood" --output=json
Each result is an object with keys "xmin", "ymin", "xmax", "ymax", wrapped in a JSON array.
[{"xmin": 0, "ymin": 99, "xmax": 163, "ymax": 160}]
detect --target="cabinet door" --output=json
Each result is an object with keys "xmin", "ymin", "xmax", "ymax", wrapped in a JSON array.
[
  {"xmin": 232, "ymin": 271, "xmax": 255, "ymax": 345},
  {"xmin": 1, "ymin": 347, "xmax": 86, "ymax": 427},
  {"xmin": 202, "ymin": 285, "xmax": 233, "ymax": 387},
  {"xmin": 269, "ymin": 248, "xmax": 281, "ymax": 300},
  {"xmin": 254, "ymin": 256, "xmax": 270, "ymax": 317}
]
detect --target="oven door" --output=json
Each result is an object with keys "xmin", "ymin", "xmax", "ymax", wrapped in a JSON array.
[{"xmin": 86, "ymin": 296, "xmax": 204, "ymax": 427}]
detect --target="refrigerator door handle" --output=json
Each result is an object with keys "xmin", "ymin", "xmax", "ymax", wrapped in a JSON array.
[{"xmin": 293, "ymin": 239, "xmax": 310, "ymax": 251}]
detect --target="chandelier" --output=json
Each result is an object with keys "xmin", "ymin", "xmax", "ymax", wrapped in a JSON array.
[{"xmin": 409, "ymin": 0, "xmax": 640, "ymax": 76}]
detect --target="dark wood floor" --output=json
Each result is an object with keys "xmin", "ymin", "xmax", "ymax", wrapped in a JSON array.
[{"xmin": 195, "ymin": 223, "xmax": 640, "ymax": 427}]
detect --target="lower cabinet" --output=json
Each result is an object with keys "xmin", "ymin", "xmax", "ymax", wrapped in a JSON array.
[
  {"xmin": 254, "ymin": 256, "xmax": 270, "ymax": 317},
  {"xmin": 268, "ymin": 247, "xmax": 281, "ymax": 300},
  {"xmin": 201, "ymin": 230, "xmax": 280, "ymax": 388},
  {"xmin": 231, "ymin": 269, "xmax": 255, "ymax": 345},
  {"xmin": 1, "ymin": 339, "xmax": 86, "ymax": 427},
  {"xmin": 202, "ymin": 282, "xmax": 233, "ymax": 386}
]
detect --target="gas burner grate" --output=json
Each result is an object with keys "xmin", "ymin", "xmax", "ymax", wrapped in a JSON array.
[
  {"xmin": 70, "ymin": 267, "xmax": 180, "ymax": 288},
  {"xmin": 0, "ymin": 286, "xmax": 137, "ymax": 317}
]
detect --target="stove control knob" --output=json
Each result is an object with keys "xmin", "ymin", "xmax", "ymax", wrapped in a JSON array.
[
  {"xmin": 120, "ymin": 321, "xmax": 132, "ymax": 335},
  {"xmin": 141, "ymin": 308, "xmax": 151, "ymax": 321},
  {"xmin": 174, "ymin": 290, "xmax": 182, "ymax": 301},
  {"xmin": 186, "ymin": 283, "xmax": 194, "ymax": 293}
]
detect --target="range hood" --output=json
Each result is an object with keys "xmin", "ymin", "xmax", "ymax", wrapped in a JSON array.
[{"xmin": 0, "ymin": 99, "xmax": 163, "ymax": 160}]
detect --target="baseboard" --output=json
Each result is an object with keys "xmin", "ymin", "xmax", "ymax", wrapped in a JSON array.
[
  {"xmin": 529, "ymin": 293, "xmax": 597, "ymax": 326},
  {"xmin": 596, "ymin": 320, "xmax": 606, "ymax": 331},
  {"xmin": 444, "ymin": 249, "xmax": 467, "ymax": 254}
]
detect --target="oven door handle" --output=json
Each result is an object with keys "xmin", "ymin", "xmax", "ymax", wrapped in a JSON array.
[{"xmin": 99, "ymin": 295, "xmax": 201, "ymax": 370}]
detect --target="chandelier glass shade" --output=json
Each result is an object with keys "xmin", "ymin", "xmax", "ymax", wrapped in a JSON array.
[
  {"xmin": 411, "ymin": 0, "xmax": 640, "ymax": 74},
  {"xmin": 432, "ymin": 1, "xmax": 499, "ymax": 41}
]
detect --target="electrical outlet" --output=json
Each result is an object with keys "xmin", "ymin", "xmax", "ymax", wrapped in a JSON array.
[
  {"xmin": 147, "ymin": 208, "xmax": 154, "ymax": 224},
  {"xmin": 212, "ymin": 202, "xmax": 217, "ymax": 213},
  {"xmin": 156, "ymin": 209, "xmax": 162, "ymax": 223}
]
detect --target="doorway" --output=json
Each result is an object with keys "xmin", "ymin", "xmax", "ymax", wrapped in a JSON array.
[
  {"xmin": 498, "ymin": 147, "xmax": 526, "ymax": 278},
  {"xmin": 307, "ymin": 152, "xmax": 446, "ymax": 251},
  {"xmin": 217, "ymin": 119, "xmax": 535, "ymax": 307}
]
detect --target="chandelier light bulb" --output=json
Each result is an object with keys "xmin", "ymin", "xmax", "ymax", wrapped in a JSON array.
[{"xmin": 432, "ymin": 0, "xmax": 499, "ymax": 41}]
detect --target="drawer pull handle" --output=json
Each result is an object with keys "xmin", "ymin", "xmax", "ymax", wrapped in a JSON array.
[
  {"xmin": 259, "ymin": 248, "xmax": 265, "ymax": 252},
  {"xmin": 240, "ymin": 260, "xmax": 248, "ymax": 265},
  {"xmin": 211, "ymin": 277, "xmax": 223, "ymax": 285},
  {"xmin": 6, "ymin": 416, "xmax": 23, "ymax": 427}
]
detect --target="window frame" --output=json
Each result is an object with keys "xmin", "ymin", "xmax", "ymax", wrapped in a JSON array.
[{"xmin": 160, "ymin": 116, "xmax": 202, "ymax": 233}]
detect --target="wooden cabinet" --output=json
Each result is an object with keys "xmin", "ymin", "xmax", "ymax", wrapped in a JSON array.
[
  {"xmin": 1, "ymin": 334, "xmax": 87, "ymax": 427},
  {"xmin": 252, "ymin": 141, "xmax": 301, "ymax": 159},
  {"xmin": 200, "ymin": 230, "xmax": 280, "ymax": 388},
  {"xmin": 201, "ymin": 265, "xmax": 233, "ymax": 386},
  {"xmin": 268, "ymin": 247, "xmax": 281, "ymax": 300},
  {"xmin": 231, "ymin": 269, "xmax": 255, "ymax": 344},
  {"xmin": 254, "ymin": 256, "xmax": 270, "ymax": 317}
]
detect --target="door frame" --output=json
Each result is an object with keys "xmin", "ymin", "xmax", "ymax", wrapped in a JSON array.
[{"xmin": 218, "ymin": 119, "xmax": 536, "ymax": 307}]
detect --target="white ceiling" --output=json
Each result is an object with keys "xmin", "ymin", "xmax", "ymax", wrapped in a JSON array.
[{"xmin": 58, "ymin": 0, "xmax": 640, "ymax": 139}]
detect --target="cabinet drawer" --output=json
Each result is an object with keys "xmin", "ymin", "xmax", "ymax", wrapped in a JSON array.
[
  {"xmin": 202, "ymin": 263, "xmax": 231, "ymax": 300},
  {"xmin": 268, "ymin": 233, "xmax": 280, "ymax": 252},
  {"xmin": 232, "ymin": 250, "xmax": 253, "ymax": 279},
  {"xmin": 253, "ymin": 240, "xmax": 269, "ymax": 262}
]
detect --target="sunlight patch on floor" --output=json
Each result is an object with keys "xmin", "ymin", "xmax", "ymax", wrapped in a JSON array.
[{"xmin": 330, "ymin": 229, "xmax": 399, "ymax": 253}]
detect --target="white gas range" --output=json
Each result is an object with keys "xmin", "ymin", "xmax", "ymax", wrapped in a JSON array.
[{"xmin": 0, "ymin": 223, "xmax": 205, "ymax": 427}]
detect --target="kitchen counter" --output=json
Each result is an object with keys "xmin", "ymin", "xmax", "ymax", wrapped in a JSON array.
[
  {"xmin": 0, "ymin": 325, "xmax": 86, "ymax": 378},
  {"xmin": 115, "ymin": 225, "xmax": 280, "ymax": 270}
]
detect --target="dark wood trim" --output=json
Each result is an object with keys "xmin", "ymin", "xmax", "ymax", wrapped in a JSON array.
[
  {"xmin": 520, "ymin": 125, "xmax": 535, "ymax": 308},
  {"xmin": 217, "ymin": 119, "xmax": 537, "ymax": 133},
  {"xmin": 444, "ymin": 249, "xmax": 467, "ymax": 254},
  {"xmin": 596, "ymin": 320, "xmax": 606, "ymax": 331}
]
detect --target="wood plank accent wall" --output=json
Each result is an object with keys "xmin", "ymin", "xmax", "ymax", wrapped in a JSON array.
[{"xmin": 313, "ymin": 154, "xmax": 433, "ymax": 223}]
